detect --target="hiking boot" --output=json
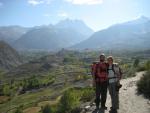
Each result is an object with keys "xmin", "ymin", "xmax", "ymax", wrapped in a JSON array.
[
  {"xmin": 116, "ymin": 84, "xmax": 122, "ymax": 91},
  {"xmin": 110, "ymin": 106, "xmax": 119, "ymax": 109},
  {"xmin": 110, "ymin": 106, "xmax": 119, "ymax": 110},
  {"xmin": 94, "ymin": 106, "xmax": 99, "ymax": 112},
  {"xmin": 109, "ymin": 108, "xmax": 117, "ymax": 113}
]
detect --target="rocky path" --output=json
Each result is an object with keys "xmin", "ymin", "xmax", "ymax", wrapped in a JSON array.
[{"xmin": 81, "ymin": 72, "xmax": 150, "ymax": 113}]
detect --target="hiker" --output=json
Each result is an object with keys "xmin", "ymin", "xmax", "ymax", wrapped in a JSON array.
[
  {"xmin": 92, "ymin": 54, "xmax": 108, "ymax": 110},
  {"xmin": 91, "ymin": 61, "xmax": 98, "ymax": 87},
  {"xmin": 107, "ymin": 56, "xmax": 122, "ymax": 113}
]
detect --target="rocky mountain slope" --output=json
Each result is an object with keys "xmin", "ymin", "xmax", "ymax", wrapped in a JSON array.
[
  {"xmin": 73, "ymin": 16, "xmax": 150, "ymax": 50},
  {"xmin": 0, "ymin": 26, "xmax": 28, "ymax": 45},
  {"xmin": 0, "ymin": 41, "xmax": 22, "ymax": 70},
  {"xmin": 13, "ymin": 19, "xmax": 93, "ymax": 51}
]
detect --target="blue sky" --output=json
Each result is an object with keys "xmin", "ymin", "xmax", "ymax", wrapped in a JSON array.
[{"xmin": 0, "ymin": 0, "xmax": 150, "ymax": 31}]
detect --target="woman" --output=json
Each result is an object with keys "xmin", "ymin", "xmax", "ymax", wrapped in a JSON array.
[{"xmin": 107, "ymin": 56, "xmax": 122, "ymax": 113}]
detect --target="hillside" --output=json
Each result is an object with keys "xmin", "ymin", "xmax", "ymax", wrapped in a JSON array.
[
  {"xmin": 81, "ymin": 72, "xmax": 150, "ymax": 113},
  {"xmin": 14, "ymin": 19, "xmax": 93, "ymax": 51},
  {"xmin": 0, "ymin": 26, "xmax": 28, "ymax": 45},
  {"xmin": 72, "ymin": 16, "xmax": 150, "ymax": 50},
  {"xmin": 0, "ymin": 50, "xmax": 150, "ymax": 113},
  {"xmin": 56, "ymin": 19, "xmax": 93, "ymax": 39},
  {"xmin": 0, "ymin": 41, "xmax": 22, "ymax": 70}
]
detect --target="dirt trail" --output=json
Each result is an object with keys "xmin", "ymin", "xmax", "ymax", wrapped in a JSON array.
[{"xmin": 82, "ymin": 71, "xmax": 150, "ymax": 113}]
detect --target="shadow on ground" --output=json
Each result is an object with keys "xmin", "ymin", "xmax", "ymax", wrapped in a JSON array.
[
  {"xmin": 92, "ymin": 108, "xmax": 118, "ymax": 113},
  {"xmin": 92, "ymin": 108, "xmax": 105, "ymax": 113}
]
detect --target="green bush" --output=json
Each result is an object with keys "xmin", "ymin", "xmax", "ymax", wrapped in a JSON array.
[
  {"xmin": 145, "ymin": 60, "xmax": 150, "ymax": 70},
  {"xmin": 57, "ymin": 87, "xmax": 94, "ymax": 113},
  {"xmin": 41, "ymin": 104, "xmax": 52, "ymax": 113},
  {"xmin": 2, "ymin": 84, "xmax": 11, "ymax": 96},
  {"xmin": 123, "ymin": 67, "xmax": 136, "ymax": 78},
  {"xmin": 14, "ymin": 106, "xmax": 23, "ymax": 113},
  {"xmin": 133, "ymin": 59, "xmax": 140, "ymax": 68},
  {"xmin": 80, "ymin": 88, "xmax": 95, "ymax": 102},
  {"xmin": 58, "ymin": 89, "xmax": 80, "ymax": 113},
  {"xmin": 136, "ymin": 65, "xmax": 146, "ymax": 72},
  {"xmin": 137, "ymin": 71, "xmax": 150, "ymax": 99}
]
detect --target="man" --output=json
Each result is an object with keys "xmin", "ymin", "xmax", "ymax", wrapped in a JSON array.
[
  {"xmin": 107, "ymin": 56, "xmax": 122, "ymax": 113},
  {"xmin": 92, "ymin": 54, "xmax": 108, "ymax": 110},
  {"xmin": 91, "ymin": 61, "xmax": 98, "ymax": 87}
]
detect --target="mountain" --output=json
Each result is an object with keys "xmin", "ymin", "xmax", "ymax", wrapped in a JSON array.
[
  {"xmin": 0, "ymin": 41, "xmax": 22, "ymax": 70},
  {"xmin": 55, "ymin": 19, "xmax": 93, "ymax": 40},
  {"xmin": 72, "ymin": 16, "xmax": 150, "ymax": 50},
  {"xmin": 14, "ymin": 19, "xmax": 94, "ymax": 51},
  {"xmin": 0, "ymin": 26, "xmax": 28, "ymax": 45}
]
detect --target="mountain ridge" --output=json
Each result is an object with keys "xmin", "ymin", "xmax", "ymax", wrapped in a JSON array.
[
  {"xmin": 13, "ymin": 19, "xmax": 94, "ymax": 51},
  {"xmin": 72, "ymin": 16, "xmax": 150, "ymax": 50},
  {"xmin": 0, "ymin": 41, "xmax": 22, "ymax": 70}
]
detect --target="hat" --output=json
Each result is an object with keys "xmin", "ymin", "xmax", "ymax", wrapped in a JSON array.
[{"xmin": 100, "ymin": 53, "xmax": 105, "ymax": 57}]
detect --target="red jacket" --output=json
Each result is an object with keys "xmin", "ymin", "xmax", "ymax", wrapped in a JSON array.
[{"xmin": 95, "ymin": 62, "xmax": 108, "ymax": 82}]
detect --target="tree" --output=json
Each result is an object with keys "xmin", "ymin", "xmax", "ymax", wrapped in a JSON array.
[{"xmin": 133, "ymin": 59, "xmax": 140, "ymax": 67}]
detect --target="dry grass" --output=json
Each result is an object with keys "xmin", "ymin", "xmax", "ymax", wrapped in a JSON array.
[
  {"xmin": 23, "ymin": 107, "xmax": 41, "ymax": 113},
  {"xmin": 0, "ymin": 96, "xmax": 10, "ymax": 104}
]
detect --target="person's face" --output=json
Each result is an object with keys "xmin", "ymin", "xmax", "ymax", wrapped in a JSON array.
[
  {"xmin": 107, "ymin": 58, "xmax": 113, "ymax": 64},
  {"xmin": 100, "ymin": 55, "xmax": 105, "ymax": 62}
]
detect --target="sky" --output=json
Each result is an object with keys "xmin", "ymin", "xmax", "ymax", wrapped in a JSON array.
[{"xmin": 0, "ymin": 0, "xmax": 150, "ymax": 31}]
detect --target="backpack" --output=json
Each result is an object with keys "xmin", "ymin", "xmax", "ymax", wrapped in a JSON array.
[{"xmin": 111, "ymin": 63, "xmax": 122, "ymax": 80}]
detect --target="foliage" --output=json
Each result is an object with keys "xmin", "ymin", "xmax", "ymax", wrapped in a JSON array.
[
  {"xmin": 136, "ymin": 65, "xmax": 146, "ymax": 72},
  {"xmin": 58, "ymin": 87, "xmax": 94, "ymax": 113},
  {"xmin": 80, "ymin": 87, "xmax": 95, "ymax": 102},
  {"xmin": 133, "ymin": 59, "xmax": 140, "ymax": 67},
  {"xmin": 0, "ymin": 84, "xmax": 11, "ymax": 96},
  {"xmin": 21, "ymin": 75, "xmax": 55, "ymax": 93},
  {"xmin": 58, "ymin": 89, "xmax": 80, "ymax": 113},
  {"xmin": 137, "ymin": 71, "xmax": 150, "ymax": 99},
  {"xmin": 14, "ymin": 105, "xmax": 23, "ymax": 113},
  {"xmin": 41, "ymin": 104, "xmax": 53, "ymax": 113},
  {"xmin": 1, "ymin": 50, "xmax": 150, "ymax": 113},
  {"xmin": 145, "ymin": 60, "xmax": 150, "ymax": 70}
]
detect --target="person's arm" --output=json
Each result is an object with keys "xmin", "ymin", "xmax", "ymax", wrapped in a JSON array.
[
  {"xmin": 91, "ymin": 64, "xmax": 97, "ymax": 87},
  {"xmin": 118, "ymin": 67, "xmax": 123, "ymax": 80}
]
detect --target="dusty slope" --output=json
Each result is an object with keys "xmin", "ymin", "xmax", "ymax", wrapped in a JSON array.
[{"xmin": 82, "ymin": 72, "xmax": 150, "ymax": 113}]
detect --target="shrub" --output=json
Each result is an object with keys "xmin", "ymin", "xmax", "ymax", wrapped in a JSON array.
[
  {"xmin": 41, "ymin": 104, "xmax": 52, "ymax": 113},
  {"xmin": 80, "ymin": 88, "xmax": 95, "ymax": 102},
  {"xmin": 145, "ymin": 60, "xmax": 150, "ymax": 70},
  {"xmin": 136, "ymin": 65, "xmax": 146, "ymax": 72},
  {"xmin": 14, "ymin": 105, "xmax": 23, "ymax": 113},
  {"xmin": 137, "ymin": 71, "xmax": 150, "ymax": 99},
  {"xmin": 57, "ymin": 87, "xmax": 94, "ymax": 113},
  {"xmin": 133, "ymin": 59, "xmax": 140, "ymax": 68},
  {"xmin": 58, "ymin": 89, "xmax": 80, "ymax": 113},
  {"xmin": 2, "ymin": 84, "xmax": 11, "ymax": 96},
  {"xmin": 123, "ymin": 67, "xmax": 136, "ymax": 78}
]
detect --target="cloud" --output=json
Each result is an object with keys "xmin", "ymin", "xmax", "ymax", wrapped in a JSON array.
[
  {"xmin": 58, "ymin": 11, "xmax": 69, "ymax": 18},
  {"xmin": 65, "ymin": 0, "xmax": 103, "ymax": 5},
  {"xmin": 43, "ymin": 13, "xmax": 52, "ymax": 17},
  {"xmin": 28, "ymin": 0, "xmax": 52, "ymax": 6},
  {"xmin": 28, "ymin": 0, "xmax": 44, "ymax": 6},
  {"xmin": 0, "ymin": 2, "xmax": 3, "ymax": 7}
]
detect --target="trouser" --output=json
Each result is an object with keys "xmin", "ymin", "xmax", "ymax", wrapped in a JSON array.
[
  {"xmin": 95, "ymin": 81, "xmax": 108, "ymax": 107},
  {"xmin": 108, "ymin": 82, "xmax": 119, "ymax": 109}
]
